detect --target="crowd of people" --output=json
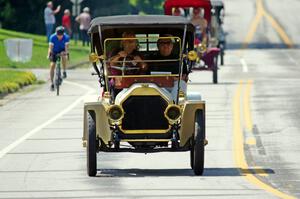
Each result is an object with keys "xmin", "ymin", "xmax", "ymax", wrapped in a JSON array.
[{"xmin": 44, "ymin": 1, "xmax": 91, "ymax": 46}]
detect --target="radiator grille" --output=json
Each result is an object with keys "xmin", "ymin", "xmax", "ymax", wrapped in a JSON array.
[{"xmin": 121, "ymin": 96, "xmax": 169, "ymax": 130}]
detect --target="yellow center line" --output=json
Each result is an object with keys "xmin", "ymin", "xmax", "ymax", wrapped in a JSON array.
[
  {"xmin": 264, "ymin": 12, "xmax": 294, "ymax": 48},
  {"xmin": 233, "ymin": 80, "xmax": 296, "ymax": 199},
  {"xmin": 245, "ymin": 137, "xmax": 256, "ymax": 145},
  {"xmin": 243, "ymin": 79, "xmax": 253, "ymax": 132},
  {"xmin": 243, "ymin": 0, "xmax": 294, "ymax": 48},
  {"xmin": 243, "ymin": 0, "xmax": 264, "ymax": 48}
]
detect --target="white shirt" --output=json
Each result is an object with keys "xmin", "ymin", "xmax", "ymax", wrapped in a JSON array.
[
  {"xmin": 76, "ymin": 13, "xmax": 91, "ymax": 30},
  {"xmin": 44, "ymin": 7, "xmax": 55, "ymax": 24}
]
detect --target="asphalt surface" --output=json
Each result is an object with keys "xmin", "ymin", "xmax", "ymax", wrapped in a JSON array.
[{"xmin": 0, "ymin": 0, "xmax": 300, "ymax": 198}]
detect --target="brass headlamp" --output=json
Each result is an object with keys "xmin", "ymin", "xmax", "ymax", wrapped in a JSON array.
[
  {"xmin": 107, "ymin": 105, "xmax": 124, "ymax": 123},
  {"xmin": 164, "ymin": 105, "xmax": 181, "ymax": 124}
]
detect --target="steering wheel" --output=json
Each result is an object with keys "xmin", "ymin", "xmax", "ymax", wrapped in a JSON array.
[{"xmin": 110, "ymin": 55, "xmax": 140, "ymax": 75}]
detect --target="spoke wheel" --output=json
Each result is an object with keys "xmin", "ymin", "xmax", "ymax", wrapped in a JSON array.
[
  {"xmin": 191, "ymin": 110, "xmax": 205, "ymax": 176},
  {"xmin": 87, "ymin": 112, "xmax": 98, "ymax": 176}
]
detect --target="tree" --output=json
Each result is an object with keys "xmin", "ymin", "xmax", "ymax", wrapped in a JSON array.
[
  {"xmin": 0, "ymin": 0, "xmax": 165, "ymax": 34},
  {"xmin": 133, "ymin": 0, "xmax": 164, "ymax": 15},
  {"xmin": 0, "ymin": 0, "xmax": 15, "ymax": 28}
]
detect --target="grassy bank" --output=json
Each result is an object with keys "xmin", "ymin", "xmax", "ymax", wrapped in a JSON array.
[
  {"xmin": 0, "ymin": 70, "xmax": 37, "ymax": 95},
  {"xmin": 0, "ymin": 28, "xmax": 89, "ymax": 69}
]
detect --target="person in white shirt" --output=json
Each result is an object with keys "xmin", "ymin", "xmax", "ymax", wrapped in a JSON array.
[{"xmin": 75, "ymin": 7, "xmax": 91, "ymax": 46}]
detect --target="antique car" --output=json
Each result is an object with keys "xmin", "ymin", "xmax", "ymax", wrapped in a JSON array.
[
  {"xmin": 164, "ymin": 0, "xmax": 222, "ymax": 84},
  {"xmin": 211, "ymin": 0, "xmax": 226, "ymax": 65},
  {"xmin": 83, "ymin": 15, "xmax": 207, "ymax": 176}
]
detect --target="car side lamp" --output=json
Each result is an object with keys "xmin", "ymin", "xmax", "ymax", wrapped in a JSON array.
[
  {"xmin": 107, "ymin": 105, "xmax": 124, "ymax": 124},
  {"xmin": 164, "ymin": 105, "xmax": 181, "ymax": 124},
  {"xmin": 187, "ymin": 50, "xmax": 198, "ymax": 61}
]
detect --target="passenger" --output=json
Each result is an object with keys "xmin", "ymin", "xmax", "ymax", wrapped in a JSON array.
[
  {"xmin": 151, "ymin": 34, "xmax": 188, "ymax": 100},
  {"xmin": 210, "ymin": 8, "xmax": 219, "ymax": 40},
  {"xmin": 110, "ymin": 31, "xmax": 147, "ymax": 75},
  {"xmin": 190, "ymin": 7, "xmax": 208, "ymax": 44},
  {"xmin": 173, "ymin": 7, "xmax": 183, "ymax": 16}
]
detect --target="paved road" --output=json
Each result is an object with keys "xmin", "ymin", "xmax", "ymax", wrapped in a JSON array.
[{"xmin": 0, "ymin": 0, "xmax": 300, "ymax": 198}]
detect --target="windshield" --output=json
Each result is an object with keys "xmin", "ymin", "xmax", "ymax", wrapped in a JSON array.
[{"xmin": 103, "ymin": 35, "xmax": 182, "ymax": 77}]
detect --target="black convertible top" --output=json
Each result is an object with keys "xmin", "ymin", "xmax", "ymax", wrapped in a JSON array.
[{"xmin": 89, "ymin": 15, "xmax": 195, "ymax": 33}]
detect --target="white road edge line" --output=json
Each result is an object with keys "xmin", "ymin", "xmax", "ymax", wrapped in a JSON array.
[
  {"xmin": 240, "ymin": 58, "xmax": 249, "ymax": 73},
  {"xmin": 0, "ymin": 81, "xmax": 95, "ymax": 159}
]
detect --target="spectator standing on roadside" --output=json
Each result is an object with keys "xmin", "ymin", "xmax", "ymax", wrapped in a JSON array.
[
  {"xmin": 44, "ymin": 1, "xmax": 61, "ymax": 42},
  {"xmin": 173, "ymin": 7, "xmax": 183, "ymax": 16},
  {"xmin": 62, "ymin": 9, "xmax": 72, "ymax": 37},
  {"xmin": 75, "ymin": 7, "xmax": 91, "ymax": 46},
  {"xmin": 191, "ymin": 7, "xmax": 208, "ymax": 44}
]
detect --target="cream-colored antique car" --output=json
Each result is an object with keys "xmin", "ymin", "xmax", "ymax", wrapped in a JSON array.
[{"xmin": 83, "ymin": 15, "xmax": 207, "ymax": 176}]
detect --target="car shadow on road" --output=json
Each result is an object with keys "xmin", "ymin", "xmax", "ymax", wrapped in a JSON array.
[
  {"xmin": 188, "ymin": 82, "xmax": 238, "ymax": 86},
  {"xmin": 96, "ymin": 167, "xmax": 274, "ymax": 177}
]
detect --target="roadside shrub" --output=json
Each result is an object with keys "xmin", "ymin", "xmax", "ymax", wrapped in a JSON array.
[{"xmin": 0, "ymin": 70, "xmax": 37, "ymax": 95}]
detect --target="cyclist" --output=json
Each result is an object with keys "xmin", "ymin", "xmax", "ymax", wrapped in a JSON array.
[{"xmin": 47, "ymin": 26, "xmax": 70, "ymax": 91}]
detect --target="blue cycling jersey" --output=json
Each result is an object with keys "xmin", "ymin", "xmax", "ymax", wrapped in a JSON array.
[{"xmin": 49, "ymin": 33, "xmax": 70, "ymax": 54}]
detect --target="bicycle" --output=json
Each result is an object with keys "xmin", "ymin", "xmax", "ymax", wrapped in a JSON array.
[{"xmin": 53, "ymin": 53, "xmax": 69, "ymax": 96}]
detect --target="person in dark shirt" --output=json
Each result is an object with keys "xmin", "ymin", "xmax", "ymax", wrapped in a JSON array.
[
  {"xmin": 150, "ymin": 35, "xmax": 188, "ymax": 80},
  {"xmin": 151, "ymin": 35, "xmax": 188, "ymax": 101}
]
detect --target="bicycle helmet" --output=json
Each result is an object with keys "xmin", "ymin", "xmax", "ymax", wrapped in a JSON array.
[{"xmin": 55, "ymin": 26, "xmax": 65, "ymax": 35}]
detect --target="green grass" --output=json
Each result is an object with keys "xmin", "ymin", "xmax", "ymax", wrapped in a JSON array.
[
  {"xmin": 0, "ymin": 70, "xmax": 37, "ymax": 95},
  {"xmin": 0, "ymin": 28, "xmax": 89, "ymax": 68}
]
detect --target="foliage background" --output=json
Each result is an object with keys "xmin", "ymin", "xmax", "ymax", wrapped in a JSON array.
[{"xmin": 0, "ymin": 0, "xmax": 164, "ymax": 35}]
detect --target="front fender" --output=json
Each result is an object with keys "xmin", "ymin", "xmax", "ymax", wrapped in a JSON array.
[
  {"xmin": 83, "ymin": 101, "xmax": 112, "ymax": 146},
  {"xmin": 179, "ymin": 100, "xmax": 205, "ymax": 147}
]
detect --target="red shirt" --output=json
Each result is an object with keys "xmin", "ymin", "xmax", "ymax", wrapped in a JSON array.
[{"xmin": 62, "ymin": 15, "xmax": 71, "ymax": 28}]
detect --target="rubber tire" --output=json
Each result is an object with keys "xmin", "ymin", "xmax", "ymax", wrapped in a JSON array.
[
  {"xmin": 87, "ymin": 112, "xmax": 97, "ymax": 177},
  {"xmin": 192, "ymin": 110, "xmax": 205, "ymax": 176},
  {"xmin": 190, "ymin": 146, "xmax": 194, "ymax": 169},
  {"xmin": 213, "ymin": 56, "xmax": 218, "ymax": 84},
  {"xmin": 220, "ymin": 52, "xmax": 224, "ymax": 66},
  {"xmin": 56, "ymin": 83, "xmax": 59, "ymax": 96},
  {"xmin": 55, "ymin": 75, "xmax": 60, "ymax": 96},
  {"xmin": 55, "ymin": 64, "xmax": 61, "ymax": 96}
]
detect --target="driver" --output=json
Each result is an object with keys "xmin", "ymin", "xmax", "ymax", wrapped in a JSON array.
[{"xmin": 110, "ymin": 31, "xmax": 147, "ymax": 75}]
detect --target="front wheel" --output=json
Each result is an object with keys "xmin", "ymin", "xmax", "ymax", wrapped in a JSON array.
[
  {"xmin": 55, "ymin": 65, "xmax": 61, "ymax": 96},
  {"xmin": 191, "ymin": 110, "xmax": 205, "ymax": 175},
  {"xmin": 219, "ymin": 44, "xmax": 225, "ymax": 66},
  {"xmin": 213, "ymin": 56, "xmax": 218, "ymax": 84},
  {"xmin": 87, "ymin": 112, "xmax": 98, "ymax": 176},
  {"xmin": 56, "ymin": 83, "xmax": 60, "ymax": 96},
  {"xmin": 220, "ymin": 51, "xmax": 224, "ymax": 66}
]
